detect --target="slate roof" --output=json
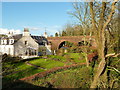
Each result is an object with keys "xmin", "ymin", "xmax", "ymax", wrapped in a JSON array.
[
  {"xmin": 0, "ymin": 34, "xmax": 48, "ymax": 45},
  {"xmin": 13, "ymin": 34, "xmax": 48, "ymax": 45},
  {"xmin": 31, "ymin": 35, "xmax": 48, "ymax": 45},
  {"xmin": 13, "ymin": 34, "xmax": 22, "ymax": 43}
]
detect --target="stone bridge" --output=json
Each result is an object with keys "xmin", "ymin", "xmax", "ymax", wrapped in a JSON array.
[{"xmin": 47, "ymin": 36, "xmax": 96, "ymax": 50}]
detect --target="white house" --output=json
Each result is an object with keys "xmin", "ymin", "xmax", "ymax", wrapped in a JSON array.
[
  {"xmin": 0, "ymin": 28, "xmax": 52, "ymax": 59},
  {"xmin": 0, "ymin": 36, "xmax": 14, "ymax": 56}
]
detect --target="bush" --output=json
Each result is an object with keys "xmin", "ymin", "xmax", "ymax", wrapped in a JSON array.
[{"xmin": 2, "ymin": 54, "xmax": 22, "ymax": 63}]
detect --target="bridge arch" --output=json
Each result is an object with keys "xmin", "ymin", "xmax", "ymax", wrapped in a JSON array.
[
  {"xmin": 47, "ymin": 36, "xmax": 96, "ymax": 50},
  {"xmin": 58, "ymin": 41, "xmax": 66, "ymax": 49}
]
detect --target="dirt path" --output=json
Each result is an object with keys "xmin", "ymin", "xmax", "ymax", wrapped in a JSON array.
[{"xmin": 19, "ymin": 63, "xmax": 86, "ymax": 81}]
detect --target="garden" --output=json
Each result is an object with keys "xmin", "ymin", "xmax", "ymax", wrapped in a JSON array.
[{"xmin": 2, "ymin": 52, "xmax": 88, "ymax": 88}]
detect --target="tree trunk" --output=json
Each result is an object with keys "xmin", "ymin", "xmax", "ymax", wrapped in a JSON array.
[{"xmin": 90, "ymin": 0, "xmax": 118, "ymax": 88}]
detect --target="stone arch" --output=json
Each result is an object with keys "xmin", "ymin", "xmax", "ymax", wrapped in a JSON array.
[{"xmin": 58, "ymin": 41, "xmax": 66, "ymax": 49}]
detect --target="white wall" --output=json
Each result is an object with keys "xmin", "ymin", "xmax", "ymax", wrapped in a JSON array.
[
  {"xmin": 21, "ymin": 56, "xmax": 38, "ymax": 59},
  {"xmin": 0, "ymin": 45, "xmax": 14, "ymax": 56}
]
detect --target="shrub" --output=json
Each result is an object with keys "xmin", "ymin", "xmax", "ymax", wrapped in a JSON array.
[{"xmin": 2, "ymin": 54, "xmax": 22, "ymax": 63}]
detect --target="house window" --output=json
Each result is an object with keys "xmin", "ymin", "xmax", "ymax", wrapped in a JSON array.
[
  {"xmin": 35, "ymin": 50, "xmax": 37, "ymax": 55},
  {"xmin": 2, "ymin": 40, "xmax": 4, "ymax": 45},
  {"xmin": 11, "ymin": 40, "xmax": 13, "ymax": 44},
  {"xmin": 7, "ymin": 39, "xmax": 9, "ymax": 45},
  {"xmin": 25, "ymin": 51, "xmax": 28, "ymax": 55},
  {"xmin": 25, "ymin": 41, "xmax": 27, "ymax": 45},
  {"xmin": 29, "ymin": 49, "xmax": 31, "ymax": 56}
]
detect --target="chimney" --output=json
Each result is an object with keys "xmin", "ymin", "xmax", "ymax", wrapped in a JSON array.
[{"xmin": 23, "ymin": 28, "xmax": 30, "ymax": 36}]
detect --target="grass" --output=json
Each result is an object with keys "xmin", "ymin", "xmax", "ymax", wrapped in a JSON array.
[
  {"xmin": 3, "ymin": 53, "xmax": 87, "ymax": 88},
  {"xmin": 4, "ymin": 65, "xmax": 93, "ymax": 88},
  {"xmin": 29, "ymin": 58, "xmax": 65, "ymax": 69},
  {"xmin": 3, "ymin": 57, "xmax": 65, "ymax": 81},
  {"xmin": 64, "ymin": 53, "xmax": 86, "ymax": 63},
  {"xmin": 4, "ymin": 67, "xmax": 45, "ymax": 81},
  {"xmin": 3, "ymin": 52, "xmax": 120, "ymax": 88},
  {"xmin": 24, "ymin": 66, "xmax": 93, "ymax": 88},
  {"xmin": 68, "ymin": 53, "xmax": 80, "ymax": 59},
  {"xmin": 48, "ymin": 55, "xmax": 67, "ymax": 62},
  {"xmin": 3, "ymin": 62, "xmax": 45, "ymax": 81}
]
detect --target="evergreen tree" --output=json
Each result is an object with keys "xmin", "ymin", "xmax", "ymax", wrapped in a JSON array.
[
  {"xmin": 55, "ymin": 32, "xmax": 59, "ymax": 37},
  {"xmin": 62, "ymin": 31, "xmax": 67, "ymax": 36}
]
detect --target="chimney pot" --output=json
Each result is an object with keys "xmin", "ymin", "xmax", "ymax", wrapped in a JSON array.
[{"xmin": 24, "ymin": 28, "xmax": 29, "ymax": 32}]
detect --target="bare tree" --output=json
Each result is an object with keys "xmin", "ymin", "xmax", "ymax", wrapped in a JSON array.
[
  {"xmin": 89, "ymin": 0, "xmax": 118, "ymax": 88},
  {"xmin": 68, "ymin": 2, "xmax": 92, "ymax": 67}
]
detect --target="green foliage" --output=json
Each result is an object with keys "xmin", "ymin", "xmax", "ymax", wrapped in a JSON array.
[
  {"xmin": 38, "ymin": 46, "xmax": 46, "ymax": 55},
  {"xmin": 55, "ymin": 32, "xmax": 59, "ymax": 37},
  {"xmin": 57, "ymin": 48, "xmax": 65, "ymax": 55},
  {"xmin": 78, "ymin": 41, "xmax": 89, "ymax": 46},
  {"xmin": 107, "ymin": 57, "xmax": 120, "ymax": 88},
  {"xmin": 0, "ymin": 34, "xmax": 7, "ymax": 37},
  {"xmin": 65, "ymin": 41, "xmax": 73, "ymax": 47},
  {"xmin": 3, "ymin": 60, "xmax": 45, "ymax": 81},
  {"xmin": 2, "ymin": 54, "xmax": 22, "ymax": 63},
  {"xmin": 67, "ymin": 45, "xmax": 97, "ymax": 54},
  {"xmin": 48, "ymin": 55, "xmax": 66, "ymax": 62},
  {"xmin": 62, "ymin": 31, "xmax": 67, "ymax": 36},
  {"xmin": 27, "ymin": 66, "xmax": 93, "ymax": 88},
  {"xmin": 2, "ymin": 53, "xmax": 93, "ymax": 88},
  {"xmin": 63, "ymin": 53, "xmax": 86, "ymax": 63}
]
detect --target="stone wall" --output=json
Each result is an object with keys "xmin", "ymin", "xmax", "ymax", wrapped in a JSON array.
[{"xmin": 14, "ymin": 35, "xmax": 39, "ymax": 57}]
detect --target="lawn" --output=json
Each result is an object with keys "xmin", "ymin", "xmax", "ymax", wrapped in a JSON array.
[
  {"xmin": 19, "ymin": 66, "xmax": 93, "ymax": 88},
  {"xmin": 3, "ymin": 53, "xmax": 86, "ymax": 86},
  {"xmin": 3, "ymin": 56, "xmax": 65, "ymax": 81},
  {"xmin": 29, "ymin": 58, "xmax": 65, "ymax": 69},
  {"xmin": 3, "ymin": 61, "xmax": 45, "ymax": 81},
  {"xmin": 64, "ymin": 53, "xmax": 86, "ymax": 63}
]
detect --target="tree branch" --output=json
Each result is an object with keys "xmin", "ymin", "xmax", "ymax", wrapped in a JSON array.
[
  {"xmin": 107, "ymin": 66, "xmax": 120, "ymax": 74},
  {"xmin": 102, "ymin": 0, "xmax": 118, "ymax": 31},
  {"xmin": 89, "ymin": 2, "xmax": 98, "ymax": 31}
]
